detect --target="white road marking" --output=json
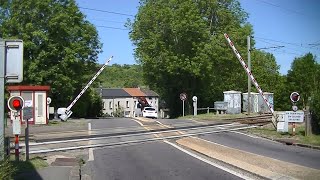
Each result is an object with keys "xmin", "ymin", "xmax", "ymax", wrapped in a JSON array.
[
  {"xmin": 156, "ymin": 121, "xmax": 171, "ymax": 128},
  {"xmin": 134, "ymin": 120, "xmax": 144, "ymax": 126},
  {"xmin": 164, "ymin": 140, "xmax": 254, "ymax": 180},
  {"xmin": 88, "ymin": 122, "xmax": 94, "ymax": 161},
  {"xmin": 88, "ymin": 122, "xmax": 92, "ymax": 131},
  {"xmin": 230, "ymin": 130, "xmax": 280, "ymax": 143}
]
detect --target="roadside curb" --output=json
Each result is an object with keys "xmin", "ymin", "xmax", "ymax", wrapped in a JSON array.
[
  {"xmin": 176, "ymin": 137, "xmax": 320, "ymax": 180},
  {"xmin": 274, "ymin": 139, "xmax": 320, "ymax": 150},
  {"xmin": 245, "ymin": 131, "xmax": 320, "ymax": 151}
]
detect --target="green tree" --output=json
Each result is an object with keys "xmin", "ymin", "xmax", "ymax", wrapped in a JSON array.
[
  {"xmin": 287, "ymin": 53, "xmax": 320, "ymax": 132},
  {"xmin": 98, "ymin": 64, "xmax": 145, "ymax": 88},
  {"xmin": 129, "ymin": 0, "xmax": 255, "ymax": 117},
  {"xmin": 0, "ymin": 0, "xmax": 103, "ymax": 117},
  {"xmin": 250, "ymin": 50, "xmax": 288, "ymax": 111},
  {"xmin": 287, "ymin": 53, "xmax": 319, "ymax": 108}
]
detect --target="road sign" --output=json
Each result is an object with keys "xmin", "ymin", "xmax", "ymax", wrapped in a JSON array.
[
  {"xmin": 47, "ymin": 97, "xmax": 52, "ymax": 104},
  {"xmin": 290, "ymin": 92, "xmax": 300, "ymax": 103},
  {"xmin": 7, "ymin": 95, "xmax": 25, "ymax": 112},
  {"xmin": 5, "ymin": 40, "xmax": 24, "ymax": 83},
  {"xmin": 285, "ymin": 111, "xmax": 304, "ymax": 122},
  {"xmin": 192, "ymin": 96, "xmax": 198, "ymax": 102},
  {"xmin": 180, "ymin": 93, "xmax": 187, "ymax": 101},
  {"xmin": 12, "ymin": 118, "xmax": 21, "ymax": 135},
  {"xmin": 292, "ymin": 105, "xmax": 298, "ymax": 112},
  {"xmin": 23, "ymin": 107, "xmax": 33, "ymax": 120}
]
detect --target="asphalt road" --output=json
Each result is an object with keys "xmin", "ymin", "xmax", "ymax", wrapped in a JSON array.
[
  {"xmin": 89, "ymin": 118, "xmax": 139, "ymax": 129},
  {"xmin": 200, "ymin": 131, "xmax": 320, "ymax": 169},
  {"xmin": 86, "ymin": 118, "xmax": 244, "ymax": 180},
  {"xmin": 87, "ymin": 141, "xmax": 242, "ymax": 180}
]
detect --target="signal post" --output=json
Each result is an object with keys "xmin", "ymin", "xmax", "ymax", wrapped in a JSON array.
[{"xmin": 7, "ymin": 95, "xmax": 25, "ymax": 161}]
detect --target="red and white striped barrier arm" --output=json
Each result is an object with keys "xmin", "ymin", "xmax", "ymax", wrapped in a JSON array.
[{"xmin": 224, "ymin": 33, "xmax": 275, "ymax": 115}]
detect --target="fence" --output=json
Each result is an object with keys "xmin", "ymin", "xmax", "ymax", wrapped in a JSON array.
[{"xmin": 197, "ymin": 107, "xmax": 216, "ymax": 114}]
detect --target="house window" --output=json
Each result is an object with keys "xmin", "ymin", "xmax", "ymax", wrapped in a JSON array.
[
  {"xmin": 126, "ymin": 101, "xmax": 129, "ymax": 108},
  {"xmin": 118, "ymin": 101, "xmax": 120, "ymax": 107},
  {"xmin": 109, "ymin": 101, "xmax": 112, "ymax": 109}
]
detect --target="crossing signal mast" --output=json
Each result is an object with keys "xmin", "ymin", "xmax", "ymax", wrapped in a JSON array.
[
  {"xmin": 57, "ymin": 56, "xmax": 113, "ymax": 121},
  {"xmin": 224, "ymin": 33, "xmax": 277, "ymax": 128}
]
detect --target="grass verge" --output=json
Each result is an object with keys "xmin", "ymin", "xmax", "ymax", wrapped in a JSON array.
[
  {"xmin": 10, "ymin": 156, "xmax": 48, "ymax": 176},
  {"xmin": 178, "ymin": 112, "xmax": 259, "ymax": 121},
  {"xmin": 248, "ymin": 124, "xmax": 320, "ymax": 146}
]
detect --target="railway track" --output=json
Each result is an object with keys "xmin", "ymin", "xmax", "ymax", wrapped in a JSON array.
[{"xmin": 9, "ymin": 114, "xmax": 272, "ymax": 154}]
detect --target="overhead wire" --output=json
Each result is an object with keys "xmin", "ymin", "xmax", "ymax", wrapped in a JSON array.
[
  {"xmin": 251, "ymin": 0, "xmax": 307, "ymax": 17},
  {"xmin": 79, "ymin": 7, "xmax": 135, "ymax": 17}
]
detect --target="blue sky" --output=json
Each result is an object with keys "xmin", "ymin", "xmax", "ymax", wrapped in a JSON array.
[{"xmin": 76, "ymin": 0, "xmax": 320, "ymax": 75}]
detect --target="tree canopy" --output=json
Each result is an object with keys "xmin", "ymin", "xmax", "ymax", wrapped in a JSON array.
[
  {"xmin": 128, "ymin": 0, "xmax": 284, "ymax": 117},
  {"xmin": 0, "ymin": 0, "xmax": 103, "ymax": 117}
]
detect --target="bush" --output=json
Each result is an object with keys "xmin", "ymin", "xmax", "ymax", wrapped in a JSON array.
[{"xmin": 310, "ymin": 93, "xmax": 320, "ymax": 134}]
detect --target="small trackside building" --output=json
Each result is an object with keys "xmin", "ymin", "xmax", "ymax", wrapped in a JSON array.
[{"xmin": 7, "ymin": 85, "xmax": 51, "ymax": 125}]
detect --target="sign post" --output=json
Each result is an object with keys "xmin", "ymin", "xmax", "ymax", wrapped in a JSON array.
[
  {"xmin": 193, "ymin": 96, "xmax": 198, "ymax": 116},
  {"xmin": 180, "ymin": 93, "xmax": 187, "ymax": 117},
  {"xmin": 0, "ymin": 39, "xmax": 23, "ymax": 160},
  {"xmin": 289, "ymin": 92, "xmax": 302, "ymax": 136},
  {"xmin": 23, "ymin": 107, "xmax": 32, "ymax": 161}
]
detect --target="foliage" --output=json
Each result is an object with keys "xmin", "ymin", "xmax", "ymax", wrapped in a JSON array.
[
  {"xmin": 0, "ymin": 0, "xmax": 102, "ymax": 117},
  {"xmin": 129, "ymin": 0, "xmax": 285, "ymax": 117},
  {"xmin": 98, "ymin": 64, "xmax": 145, "ymax": 88},
  {"xmin": 287, "ymin": 53, "xmax": 319, "ymax": 108},
  {"xmin": 286, "ymin": 53, "xmax": 320, "ymax": 131},
  {"xmin": 114, "ymin": 106, "xmax": 124, "ymax": 117},
  {"xmin": 251, "ymin": 50, "xmax": 288, "ymax": 111}
]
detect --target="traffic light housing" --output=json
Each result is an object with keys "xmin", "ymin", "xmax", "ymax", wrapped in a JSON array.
[
  {"xmin": 290, "ymin": 92, "xmax": 300, "ymax": 103},
  {"xmin": 7, "ymin": 95, "xmax": 24, "ymax": 112}
]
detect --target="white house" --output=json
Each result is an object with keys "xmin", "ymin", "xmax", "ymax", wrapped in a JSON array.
[{"xmin": 98, "ymin": 88, "xmax": 159, "ymax": 117}]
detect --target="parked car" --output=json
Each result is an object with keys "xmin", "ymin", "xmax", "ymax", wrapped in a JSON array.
[{"xmin": 142, "ymin": 107, "xmax": 158, "ymax": 119}]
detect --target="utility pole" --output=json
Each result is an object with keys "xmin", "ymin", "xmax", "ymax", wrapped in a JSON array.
[
  {"xmin": 0, "ymin": 40, "xmax": 5, "ymax": 160},
  {"xmin": 247, "ymin": 36, "xmax": 251, "ymax": 115}
]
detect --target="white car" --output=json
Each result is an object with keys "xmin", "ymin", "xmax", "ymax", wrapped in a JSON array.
[{"xmin": 142, "ymin": 107, "xmax": 158, "ymax": 119}]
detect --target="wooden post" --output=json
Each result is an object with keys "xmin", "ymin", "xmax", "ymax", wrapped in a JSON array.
[{"xmin": 304, "ymin": 107, "xmax": 311, "ymax": 136}]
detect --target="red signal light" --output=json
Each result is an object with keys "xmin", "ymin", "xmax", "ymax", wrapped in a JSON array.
[
  {"xmin": 7, "ymin": 96, "xmax": 25, "ymax": 112},
  {"xmin": 12, "ymin": 99, "xmax": 21, "ymax": 109}
]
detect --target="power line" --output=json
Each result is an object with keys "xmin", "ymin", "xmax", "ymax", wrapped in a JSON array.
[
  {"xmin": 255, "ymin": 37, "xmax": 319, "ymax": 51},
  {"xmin": 251, "ymin": 0, "xmax": 306, "ymax": 16},
  {"xmin": 96, "ymin": 25, "xmax": 128, "ymax": 30},
  {"xmin": 79, "ymin": 7, "xmax": 135, "ymax": 17}
]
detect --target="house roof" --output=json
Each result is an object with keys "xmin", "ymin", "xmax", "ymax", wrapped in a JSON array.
[
  {"xmin": 100, "ymin": 88, "xmax": 131, "ymax": 98},
  {"xmin": 123, "ymin": 88, "xmax": 146, "ymax": 97},
  {"xmin": 140, "ymin": 88, "xmax": 159, "ymax": 97},
  {"xmin": 97, "ymin": 88, "xmax": 159, "ymax": 98}
]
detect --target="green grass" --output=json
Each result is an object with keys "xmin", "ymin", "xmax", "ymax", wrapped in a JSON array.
[
  {"xmin": 248, "ymin": 124, "xmax": 320, "ymax": 146},
  {"xmin": 10, "ymin": 156, "xmax": 48, "ymax": 175},
  {"xmin": 178, "ymin": 112, "xmax": 259, "ymax": 121}
]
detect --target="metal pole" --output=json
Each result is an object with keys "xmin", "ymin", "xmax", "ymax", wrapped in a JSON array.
[
  {"xmin": 0, "ymin": 40, "xmax": 5, "ymax": 160},
  {"xmin": 25, "ymin": 119, "xmax": 29, "ymax": 161},
  {"xmin": 15, "ymin": 134, "xmax": 19, "ymax": 161},
  {"xmin": 182, "ymin": 100, "xmax": 185, "ymax": 117},
  {"xmin": 247, "ymin": 36, "xmax": 251, "ymax": 115}
]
